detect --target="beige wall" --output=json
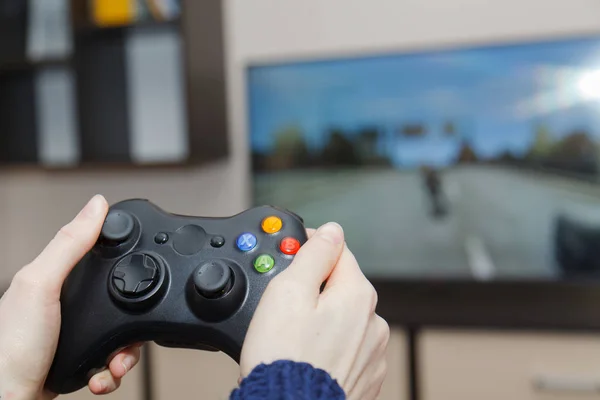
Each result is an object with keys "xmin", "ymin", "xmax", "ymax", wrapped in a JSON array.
[{"xmin": 1, "ymin": 162, "xmax": 248, "ymax": 282}]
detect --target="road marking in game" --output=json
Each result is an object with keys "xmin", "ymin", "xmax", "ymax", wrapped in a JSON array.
[{"xmin": 465, "ymin": 235, "xmax": 496, "ymax": 280}]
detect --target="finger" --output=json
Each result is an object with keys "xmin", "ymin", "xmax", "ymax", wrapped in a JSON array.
[
  {"xmin": 344, "ymin": 315, "xmax": 390, "ymax": 394},
  {"xmin": 347, "ymin": 344, "xmax": 388, "ymax": 400},
  {"xmin": 358, "ymin": 358, "xmax": 387, "ymax": 400},
  {"xmin": 108, "ymin": 344, "xmax": 142, "ymax": 379},
  {"xmin": 26, "ymin": 195, "xmax": 108, "ymax": 292},
  {"xmin": 88, "ymin": 368, "xmax": 122, "ymax": 395},
  {"xmin": 305, "ymin": 228, "xmax": 316, "ymax": 238},
  {"xmin": 282, "ymin": 222, "xmax": 345, "ymax": 289},
  {"xmin": 323, "ymin": 242, "xmax": 367, "ymax": 289}
]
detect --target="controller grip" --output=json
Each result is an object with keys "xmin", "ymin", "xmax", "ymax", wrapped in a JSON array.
[
  {"xmin": 45, "ymin": 350, "xmax": 108, "ymax": 394},
  {"xmin": 45, "ymin": 327, "xmax": 246, "ymax": 394},
  {"xmin": 46, "ymin": 333, "xmax": 149, "ymax": 394}
]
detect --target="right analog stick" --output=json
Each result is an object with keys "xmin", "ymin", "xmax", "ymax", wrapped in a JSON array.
[
  {"xmin": 186, "ymin": 259, "xmax": 246, "ymax": 322},
  {"xmin": 101, "ymin": 210, "xmax": 135, "ymax": 246},
  {"xmin": 193, "ymin": 260, "xmax": 233, "ymax": 299}
]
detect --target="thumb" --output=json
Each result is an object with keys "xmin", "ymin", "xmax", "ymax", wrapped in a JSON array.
[
  {"xmin": 24, "ymin": 194, "xmax": 108, "ymax": 294},
  {"xmin": 281, "ymin": 222, "xmax": 345, "ymax": 293}
]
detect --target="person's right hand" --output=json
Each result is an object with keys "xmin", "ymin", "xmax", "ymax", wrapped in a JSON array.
[{"xmin": 240, "ymin": 222, "xmax": 390, "ymax": 400}]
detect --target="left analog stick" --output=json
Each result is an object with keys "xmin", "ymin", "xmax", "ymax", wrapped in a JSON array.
[{"xmin": 101, "ymin": 210, "xmax": 135, "ymax": 246}]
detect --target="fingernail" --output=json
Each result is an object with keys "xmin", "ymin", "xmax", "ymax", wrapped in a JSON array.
[
  {"xmin": 81, "ymin": 194, "xmax": 104, "ymax": 217},
  {"xmin": 122, "ymin": 355, "xmax": 135, "ymax": 374},
  {"xmin": 98, "ymin": 378, "xmax": 108, "ymax": 392},
  {"xmin": 316, "ymin": 222, "xmax": 343, "ymax": 245}
]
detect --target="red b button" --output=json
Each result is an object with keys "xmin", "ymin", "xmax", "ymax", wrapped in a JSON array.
[{"xmin": 280, "ymin": 237, "xmax": 301, "ymax": 255}]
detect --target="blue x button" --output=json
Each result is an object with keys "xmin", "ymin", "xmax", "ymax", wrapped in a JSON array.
[{"xmin": 236, "ymin": 233, "xmax": 257, "ymax": 252}]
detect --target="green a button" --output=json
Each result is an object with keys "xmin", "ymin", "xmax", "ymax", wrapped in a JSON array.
[{"xmin": 254, "ymin": 254, "xmax": 275, "ymax": 273}]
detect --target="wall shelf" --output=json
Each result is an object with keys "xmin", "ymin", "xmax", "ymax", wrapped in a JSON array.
[
  {"xmin": 0, "ymin": 0, "xmax": 228, "ymax": 169},
  {"xmin": 75, "ymin": 18, "xmax": 181, "ymax": 35},
  {"xmin": 0, "ymin": 57, "xmax": 71, "ymax": 75}
]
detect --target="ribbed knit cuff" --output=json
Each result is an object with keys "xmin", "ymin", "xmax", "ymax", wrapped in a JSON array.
[{"xmin": 230, "ymin": 360, "xmax": 346, "ymax": 400}]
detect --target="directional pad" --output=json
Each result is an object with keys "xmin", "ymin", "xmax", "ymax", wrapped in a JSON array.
[{"xmin": 111, "ymin": 253, "xmax": 160, "ymax": 297}]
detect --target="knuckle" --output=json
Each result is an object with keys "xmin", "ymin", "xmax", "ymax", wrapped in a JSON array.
[
  {"xmin": 379, "ymin": 318, "xmax": 391, "ymax": 345},
  {"xmin": 353, "ymin": 280, "xmax": 369, "ymax": 298},
  {"xmin": 308, "ymin": 233, "xmax": 340, "ymax": 254},
  {"xmin": 357, "ymin": 281, "xmax": 378, "ymax": 311},
  {"xmin": 56, "ymin": 223, "xmax": 78, "ymax": 243},
  {"xmin": 370, "ymin": 286, "xmax": 379, "ymax": 311},
  {"xmin": 11, "ymin": 268, "xmax": 43, "ymax": 291},
  {"xmin": 347, "ymin": 280, "xmax": 378, "ymax": 314}
]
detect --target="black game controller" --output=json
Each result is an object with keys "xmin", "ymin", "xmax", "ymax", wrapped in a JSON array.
[{"xmin": 44, "ymin": 199, "xmax": 307, "ymax": 394}]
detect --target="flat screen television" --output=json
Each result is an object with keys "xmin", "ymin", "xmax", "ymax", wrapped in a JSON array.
[{"xmin": 247, "ymin": 35, "xmax": 600, "ymax": 282}]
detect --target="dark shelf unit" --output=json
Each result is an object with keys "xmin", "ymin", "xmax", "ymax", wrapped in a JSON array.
[
  {"xmin": 0, "ymin": 69, "xmax": 38, "ymax": 163},
  {"xmin": 0, "ymin": 57, "xmax": 71, "ymax": 74},
  {"xmin": 76, "ymin": 18, "xmax": 181, "ymax": 35},
  {"xmin": 0, "ymin": 0, "xmax": 228, "ymax": 169}
]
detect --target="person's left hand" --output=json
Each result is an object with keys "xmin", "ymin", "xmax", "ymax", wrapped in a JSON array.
[{"xmin": 0, "ymin": 195, "xmax": 142, "ymax": 400}]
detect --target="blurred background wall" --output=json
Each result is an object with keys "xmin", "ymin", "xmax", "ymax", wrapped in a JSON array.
[{"xmin": 2, "ymin": 0, "xmax": 600, "ymax": 399}]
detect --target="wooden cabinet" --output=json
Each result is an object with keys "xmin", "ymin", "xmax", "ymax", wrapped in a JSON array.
[
  {"xmin": 380, "ymin": 329, "xmax": 410, "ymax": 400},
  {"xmin": 149, "ymin": 344, "xmax": 239, "ymax": 400},
  {"xmin": 419, "ymin": 329, "xmax": 600, "ymax": 400}
]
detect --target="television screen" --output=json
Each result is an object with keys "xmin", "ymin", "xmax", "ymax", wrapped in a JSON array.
[{"xmin": 247, "ymin": 35, "xmax": 600, "ymax": 281}]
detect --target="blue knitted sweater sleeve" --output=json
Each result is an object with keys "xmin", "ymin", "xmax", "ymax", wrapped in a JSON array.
[{"xmin": 229, "ymin": 360, "xmax": 346, "ymax": 400}]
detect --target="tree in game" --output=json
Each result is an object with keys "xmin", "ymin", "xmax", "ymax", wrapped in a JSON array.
[
  {"xmin": 268, "ymin": 125, "xmax": 311, "ymax": 170},
  {"xmin": 456, "ymin": 141, "xmax": 478, "ymax": 164},
  {"xmin": 321, "ymin": 129, "xmax": 361, "ymax": 167},
  {"xmin": 528, "ymin": 124, "xmax": 555, "ymax": 160},
  {"xmin": 548, "ymin": 131, "xmax": 597, "ymax": 175}
]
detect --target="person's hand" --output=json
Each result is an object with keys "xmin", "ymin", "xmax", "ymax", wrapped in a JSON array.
[
  {"xmin": 240, "ymin": 222, "xmax": 390, "ymax": 400},
  {"xmin": 0, "ymin": 195, "xmax": 142, "ymax": 400}
]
